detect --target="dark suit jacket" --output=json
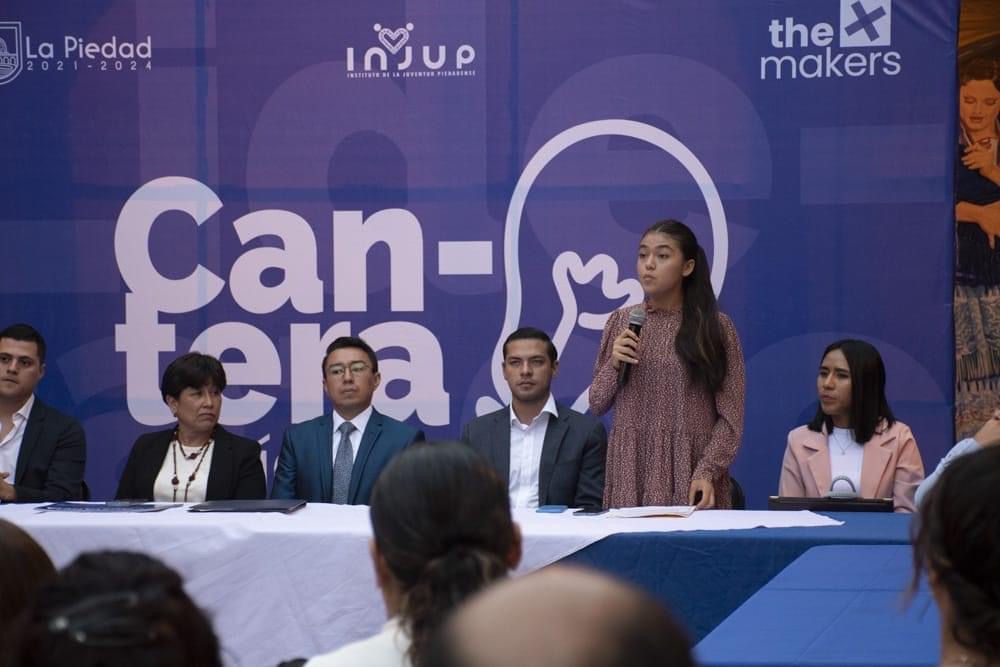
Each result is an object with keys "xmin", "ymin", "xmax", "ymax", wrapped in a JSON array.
[
  {"xmin": 115, "ymin": 426, "xmax": 266, "ymax": 501},
  {"xmin": 461, "ymin": 402, "xmax": 607, "ymax": 508},
  {"xmin": 10, "ymin": 398, "xmax": 87, "ymax": 502},
  {"xmin": 270, "ymin": 409, "xmax": 424, "ymax": 504}
]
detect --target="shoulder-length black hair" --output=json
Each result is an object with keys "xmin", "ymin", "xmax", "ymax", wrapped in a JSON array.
[
  {"xmin": 369, "ymin": 441, "xmax": 517, "ymax": 667},
  {"xmin": 159, "ymin": 352, "xmax": 226, "ymax": 402},
  {"xmin": 807, "ymin": 339, "xmax": 895, "ymax": 444},
  {"xmin": 642, "ymin": 220, "xmax": 728, "ymax": 394}
]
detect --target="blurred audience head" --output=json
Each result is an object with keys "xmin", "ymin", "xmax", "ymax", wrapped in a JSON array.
[
  {"xmin": 369, "ymin": 440, "xmax": 521, "ymax": 666},
  {"xmin": 9, "ymin": 550, "xmax": 221, "ymax": 667},
  {"xmin": 427, "ymin": 565, "xmax": 694, "ymax": 667},
  {"xmin": 913, "ymin": 445, "xmax": 1000, "ymax": 664},
  {"xmin": 0, "ymin": 520, "xmax": 55, "ymax": 637}
]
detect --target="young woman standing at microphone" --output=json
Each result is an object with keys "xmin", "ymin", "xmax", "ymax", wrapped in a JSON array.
[{"xmin": 590, "ymin": 220, "xmax": 745, "ymax": 509}]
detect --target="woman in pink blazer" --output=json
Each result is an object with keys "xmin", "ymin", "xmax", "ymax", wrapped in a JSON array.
[{"xmin": 779, "ymin": 339, "xmax": 925, "ymax": 513}]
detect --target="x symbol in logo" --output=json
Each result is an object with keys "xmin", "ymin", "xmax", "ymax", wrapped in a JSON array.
[{"xmin": 844, "ymin": 1, "xmax": 886, "ymax": 41}]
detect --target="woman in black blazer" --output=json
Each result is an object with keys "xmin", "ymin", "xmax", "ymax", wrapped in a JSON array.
[{"xmin": 115, "ymin": 353, "xmax": 266, "ymax": 502}]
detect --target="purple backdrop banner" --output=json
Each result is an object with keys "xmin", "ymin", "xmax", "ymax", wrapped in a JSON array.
[{"xmin": 0, "ymin": 0, "xmax": 957, "ymax": 506}]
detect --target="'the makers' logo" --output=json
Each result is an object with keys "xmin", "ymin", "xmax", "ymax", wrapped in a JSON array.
[
  {"xmin": 840, "ymin": 0, "xmax": 891, "ymax": 48},
  {"xmin": 0, "ymin": 21, "xmax": 23, "ymax": 86},
  {"xmin": 760, "ymin": 0, "xmax": 900, "ymax": 80}
]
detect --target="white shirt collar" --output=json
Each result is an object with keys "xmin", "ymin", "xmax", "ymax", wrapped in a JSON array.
[
  {"xmin": 333, "ymin": 404, "xmax": 374, "ymax": 437},
  {"xmin": 509, "ymin": 393, "xmax": 558, "ymax": 427},
  {"xmin": 13, "ymin": 394, "xmax": 35, "ymax": 422}
]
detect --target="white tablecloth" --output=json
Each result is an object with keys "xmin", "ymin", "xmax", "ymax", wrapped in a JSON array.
[{"xmin": 0, "ymin": 504, "xmax": 839, "ymax": 667}]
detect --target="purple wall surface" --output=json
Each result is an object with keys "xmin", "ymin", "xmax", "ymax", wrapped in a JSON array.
[{"xmin": 0, "ymin": 0, "xmax": 957, "ymax": 506}]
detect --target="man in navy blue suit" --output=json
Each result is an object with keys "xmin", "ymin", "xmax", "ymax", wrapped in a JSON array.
[{"xmin": 271, "ymin": 336, "xmax": 424, "ymax": 504}]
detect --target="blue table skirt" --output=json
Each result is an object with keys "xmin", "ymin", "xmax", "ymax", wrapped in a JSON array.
[
  {"xmin": 695, "ymin": 545, "xmax": 937, "ymax": 667},
  {"xmin": 559, "ymin": 512, "xmax": 913, "ymax": 641}
]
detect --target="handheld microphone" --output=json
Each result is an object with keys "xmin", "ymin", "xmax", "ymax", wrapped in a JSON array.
[{"xmin": 618, "ymin": 307, "xmax": 647, "ymax": 386}]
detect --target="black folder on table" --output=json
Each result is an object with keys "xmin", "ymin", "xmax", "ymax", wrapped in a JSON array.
[
  {"xmin": 188, "ymin": 499, "xmax": 306, "ymax": 514},
  {"xmin": 767, "ymin": 496, "xmax": 894, "ymax": 513}
]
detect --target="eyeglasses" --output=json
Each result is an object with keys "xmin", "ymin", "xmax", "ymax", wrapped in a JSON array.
[{"xmin": 327, "ymin": 361, "xmax": 371, "ymax": 378}]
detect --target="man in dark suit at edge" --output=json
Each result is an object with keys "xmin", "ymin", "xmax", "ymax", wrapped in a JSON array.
[
  {"xmin": 0, "ymin": 323, "xmax": 87, "ymax": 502},
  {"xmin": 271, "ymin": 335, "xmax": 424, "ymax": 504},
  {"xmin": 462, "ymin": 327, "xmax": 607, "ymax": 510}
]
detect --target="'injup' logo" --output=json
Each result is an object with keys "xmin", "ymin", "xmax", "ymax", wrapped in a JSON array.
[
  {"xmin": 345, "ymin": 20, "xmax": 476, "ymax": 79},
  {"xmin": 376, "ymin": 23, "xmax": 412, "ymax": 54},
  {"xmin": 0, "ymin": 21, "xmax": 23, "ymax": 86}
]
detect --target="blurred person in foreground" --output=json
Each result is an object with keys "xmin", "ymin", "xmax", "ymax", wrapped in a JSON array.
[
  {"xmin": 911, "ymin": 445, "xmax": 1000, "ymax": 667},
  {"xmin": 0, "ymin": 519, "xmax": 56, "ymax": 643},
  {"xmin": 426, "ymin": 565, "xmax": 694, "ymax": 667},
  {"xmin": 7, "ymin": 550, "xmax": 221, "ymax": 667},
  {"xmin": 304, "ymin": 441, "xmax": 521, "ymax": 667}
]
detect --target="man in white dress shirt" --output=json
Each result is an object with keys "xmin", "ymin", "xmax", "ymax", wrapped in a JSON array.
[
  {"xmin": 0, "ymin": 323, "xmax": 86, "ymax": 502},
  {"xmin": 461, "ymin": 327, "xmax": 607, "ymax": 509}
]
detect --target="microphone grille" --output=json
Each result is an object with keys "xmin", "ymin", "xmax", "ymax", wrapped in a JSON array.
[{"xmin": 628, "ymin": 307, "xmax": 647, "ymax": 326}]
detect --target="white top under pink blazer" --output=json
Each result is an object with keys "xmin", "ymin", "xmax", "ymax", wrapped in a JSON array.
[{"xmin": 779, "ymin": 421, "xmax": 924, "ymax": 513}]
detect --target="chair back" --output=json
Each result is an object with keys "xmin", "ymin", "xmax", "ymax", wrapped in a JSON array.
[{"xmin": 730, "ymin": 476, "xmax": 746, "ymax": 510}]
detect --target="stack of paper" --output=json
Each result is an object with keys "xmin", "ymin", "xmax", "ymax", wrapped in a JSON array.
[{"xmin": 606, "ymin": 506, "xmax": 696, "ymax": 518}]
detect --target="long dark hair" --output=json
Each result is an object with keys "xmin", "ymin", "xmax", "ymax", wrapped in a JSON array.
[
  {"xmin": 642, "ymin": 220, "xmax": 728, "ymax": 394},
  {"xmin": 807, "ymin": 339, "xmax": 895, "ymax": 444},
  {"xmin": 911, "ymin": 446, "xmax": 1000, "ymax": 660},
  {"xmin": 369, "ymin": 441, "xmax": 517, "ymax": 666}
]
